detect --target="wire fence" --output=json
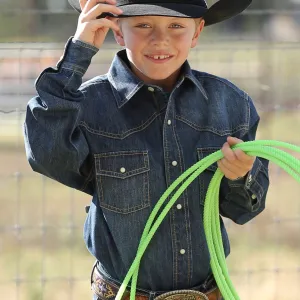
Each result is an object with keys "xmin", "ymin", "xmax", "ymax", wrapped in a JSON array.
[{"xmin": 1, "ymin": 2, "xmax": 300, "ymax": 300}]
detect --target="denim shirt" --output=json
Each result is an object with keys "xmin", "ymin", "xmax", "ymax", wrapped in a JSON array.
[{"xmin": 23, "ymin": 36, "xmax": 269, "ymax": 292}]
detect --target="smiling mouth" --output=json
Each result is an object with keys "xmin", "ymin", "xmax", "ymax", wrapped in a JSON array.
[
  {"xmin": 145, "ymin": 54, "xmax": 173, "ymax": 62},
  {"xmin": 148, "ymin": 54, "xmax": 171, "ymax": 59}
]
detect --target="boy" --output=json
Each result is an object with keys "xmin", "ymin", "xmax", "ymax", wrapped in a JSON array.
[{"xmin": 23, "ymin": 0, "xmax": 270, "ymax": 299}]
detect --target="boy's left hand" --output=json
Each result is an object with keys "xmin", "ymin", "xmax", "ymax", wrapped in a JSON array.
[{"xmin": 217, "ymin": 136, "xmax": 256, "ymax": 181}]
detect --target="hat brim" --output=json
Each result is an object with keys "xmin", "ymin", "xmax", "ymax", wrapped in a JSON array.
[
  {"xmin": 68, "ymin": 0, "xmax": 252, "ymax": 26},
  {"xmin": 203, "ymin": 0, "xmax": 252, "ymax": 26}
]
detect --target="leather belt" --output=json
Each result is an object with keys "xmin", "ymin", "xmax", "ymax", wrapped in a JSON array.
[{"xmin": 91, "ymin": 264, "xmax": 222, "ymax": 300}]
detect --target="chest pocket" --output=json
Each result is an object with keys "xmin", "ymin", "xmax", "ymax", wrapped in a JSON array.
[
  {"xmin": 197, "ymin": 147, "xmax": 219, "ymax": 205},
  {"xmin": 94, "ymin": 151, "xmax": 150, "ymax": 214}
]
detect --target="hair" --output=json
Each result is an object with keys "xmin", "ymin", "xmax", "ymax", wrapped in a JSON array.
[{"xmin": 194, "ymin": 18, "xmax": 204, "ymax": 27}]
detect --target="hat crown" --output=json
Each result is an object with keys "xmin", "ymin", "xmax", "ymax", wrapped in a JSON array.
[
  {"xmin": 68, "ymin": 0, "xmax": 252, "ymax": 26},
  {"xmin": 117, "ymin": 0, "xmax": 208, "ymax": 9}
]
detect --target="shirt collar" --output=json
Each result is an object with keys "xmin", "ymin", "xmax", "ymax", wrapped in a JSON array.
[{"xmin": 107, "ymin": 49, "xmax": 208, "ymax": 108}]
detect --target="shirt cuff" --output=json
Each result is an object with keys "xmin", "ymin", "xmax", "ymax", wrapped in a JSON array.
[
  {"xmin": 55, "ymin": 36, "xmax": 99, "ymax": 76},
  {"xmin": 244, "ymin": 158, "xmax": 268, "ymax": 208},
  {"xmin": 227, "ymin": 157, "xmax": 269, "ymax": 211}
]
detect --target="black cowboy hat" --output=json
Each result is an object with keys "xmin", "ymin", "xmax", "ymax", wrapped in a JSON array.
[{"xmin": 68, "ymin": 0, "xmax": 252, "ymax": 26}]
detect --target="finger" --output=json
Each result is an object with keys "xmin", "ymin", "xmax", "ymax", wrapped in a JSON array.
[
  {"xmin": 106, "ymin": 16, "xmax": 119, "ymax": 22},
  {"xmin": 221, "ymin": 142, "xmax": 237, "ymax": 162},
  {"xmin": 217, "ymin": 160, "xmax": 240, "ymax": 180},
  {"xmin": 87, "ymin": 18, "xmax": 121, "ymax": 32},
  {"xmin": 83, "ymin": 0, "xmax": 116, "ymax": 14},
  {"xmin": 85, "ymin": 3, "xmax": 123, "ymax": 20},
  {"xmin": 79, "ymin": 0, "xmax": 88, "ymax": 11},
  {"xmin": 227, "ymin": 136, "xmax": 243, "ymax": 146},
  {"xmin": 234, "ymin": 149, "xmax": 256, "ymax": 163},
  {"xmin": 219, "ymin": 157, "xmax": 249, "ymax": 175}
]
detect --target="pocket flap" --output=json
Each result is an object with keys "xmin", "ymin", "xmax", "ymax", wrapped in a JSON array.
[{"xmin": 95, "ymin": 151, "xmax": 150, "ymax": 179}]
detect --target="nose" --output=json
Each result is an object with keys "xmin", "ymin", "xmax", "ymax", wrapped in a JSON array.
[{"xmin": 150, "ymin": 28, "xmax": 169, "ymax": 46}]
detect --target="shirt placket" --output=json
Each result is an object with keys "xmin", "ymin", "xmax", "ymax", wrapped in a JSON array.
[{"xmin": 158, "ymin": 89, "xmax": 192, "ymax": 290}]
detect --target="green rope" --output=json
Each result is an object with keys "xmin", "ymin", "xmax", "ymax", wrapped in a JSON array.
[{"xmin": 115, "ymin": 140, "xmax": 300, "ymax": 300}]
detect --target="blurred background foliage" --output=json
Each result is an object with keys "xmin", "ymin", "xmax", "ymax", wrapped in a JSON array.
[{"xmin": 0, "ymin": 0, "xmax": 300, "ymax": 299}]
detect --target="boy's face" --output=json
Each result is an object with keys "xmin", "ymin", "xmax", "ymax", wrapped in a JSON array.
[{"xmin": 114, "ymin": 16, "xmax": 204, "ymax": 90}]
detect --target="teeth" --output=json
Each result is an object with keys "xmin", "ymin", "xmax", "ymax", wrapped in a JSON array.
[{"xmin": 152, "ymin": 55, "xmax": 170, "ymax": 60}]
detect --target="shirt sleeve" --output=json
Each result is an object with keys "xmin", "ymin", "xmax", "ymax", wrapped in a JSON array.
[
  {"xmin": 219, "ymin": 95, "xmax": 270, "ymax": 224},
  {"xmin": 23, "ymin": 37, "xmax": 99, "ymax": 195}
]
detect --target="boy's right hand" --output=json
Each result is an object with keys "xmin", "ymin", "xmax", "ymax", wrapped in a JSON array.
[{"xmin": 74, "ymin": 0, "xmax": 122, "ymax": 49}]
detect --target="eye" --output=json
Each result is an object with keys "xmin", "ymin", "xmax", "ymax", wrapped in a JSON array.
[
  {"xmin": 170, "ymin": 24, "xmax": 184, "ymax": 28},
  {"xmin": 136, "ymin": 24, "xmax": 151, "ymax": 28}
]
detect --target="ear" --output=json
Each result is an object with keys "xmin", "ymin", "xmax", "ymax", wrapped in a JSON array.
[
  {"xmin": 191, "ymin": 19, "xmax": 205, "ymax": 48},
  {"xmin": 113, "ymin": 20, "xmax": 125, "ymax": 46}
]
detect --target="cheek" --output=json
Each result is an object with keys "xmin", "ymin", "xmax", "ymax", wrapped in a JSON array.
[
  {"xmin": 124, "ymin": 33, "xmax": 144, "ymax": 51},
  {"xmin": 172, "ymin": 32, "xmax": 194, "ymax": 48}
]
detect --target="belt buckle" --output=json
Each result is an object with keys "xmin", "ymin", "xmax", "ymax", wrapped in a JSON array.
[{"xmin": 154, "ymin": 290, "xmax": 209, "ymax": 300}]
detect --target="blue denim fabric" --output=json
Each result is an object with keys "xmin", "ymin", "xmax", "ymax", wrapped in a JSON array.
[{"xmin": 23, "ymin": 36, "xmax": 269, "ymax": 292}]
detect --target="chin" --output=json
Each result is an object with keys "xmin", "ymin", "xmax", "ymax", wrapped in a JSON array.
[
  {"xmin": 148, "ymin": 75, "xmax": 169, "ymax": 81},
  {"xmin": 145, "ymin": 71, "xmax": 173, "ymax": 81}
]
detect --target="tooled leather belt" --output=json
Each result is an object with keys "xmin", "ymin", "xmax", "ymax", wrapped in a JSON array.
[{"xmin": 91, "ymin": 264, "xmax": 222, "ymax": 300}]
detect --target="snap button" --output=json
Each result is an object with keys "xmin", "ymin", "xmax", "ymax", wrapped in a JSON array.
[
  {"xmin": 172, "ymin": 161, "xmax": 178, "ymax": 167},
  {"xmin": 120, "ymin": 167, "xmax": 126, "ymax": 173},
  {"xmin": 248, "ymin": 174, "xmax": 252, "ymax": 182},
  {"xmin": 180, "ymin": 249, "xmax": 186, "ymax": 255},
  {"xmin": 148, "ymin": 87, "xmax": 154, "ymax": 92},
  {"xmin": 167, "ymin": 120, "xmax": 171, "ymax": 125},
  {"xmin": 176, "ymin": 204, "xmax": 182, "ymax": 210}
]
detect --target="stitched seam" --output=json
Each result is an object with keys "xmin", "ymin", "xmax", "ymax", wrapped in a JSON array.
[
  {"xmin": 98, "ymin": 158, "xmax": 104, "ymax": 205},
  {"xmin": 100, "ymin": 203, "xmax": 150, "ymax": 214},
  {"xmin": 81, "ymin": 164, "xmax": 94, "ymax": 192},
  {"xmin": 255, "ymin": 158, "xmax": 269, "ymax": 178},
  {"xmin": 193, "ymin": 73, "xmax": 246, "ymax": 98},
  {"xmin": 61, "ymin": 63, "xmax": 85, "ymax": 73},
  {"xmin": 72, "ymin": 38, "xmax": 99, "ymax": 51},
  {"xmin": 173, "ymin": 111, "xmax": 183, "ymax": 285},
  {"xmin": 97, "ymin": 167, "xmax": 149, "ymax": 177},
  {"xmin": 244, "ymin": 180, "xmax": 263, "ymax": 201},
  {"xmin": 169, "ymin": 111, "xmax": 178, "ymax": 288},
  {"xmin": 95, "ymin": 151, "xmax": 148, "ymax": 158},
  {"xmin": 197, "ymin": 147, "xmax": 219, "ymax": 171},
  {"xmin": 61, "ymin": 72, "xmax": 77, "ymax": 99},
  {"xmin": 163, "ymin": 99, "xmax": 177, "ymax": 288},
  {"xmin": 177, "ymin": 115, "xmax": 247, "ymax": 135},
  {"xmin": 185, "ymin": 74, "xmax": 208, "ymax": 100},
  {"xmin": 95, "ymin": 151, "xmax": 150, "ymax": 214},
  {"xmin": 80, "ymin": 78, "xmax": 108, "ymax": 91},
  {"xmin": 79, "ymin": 110, "xmax": 164, "ymax": 139},
  {"xmin": 172, "ymin": 207, "xmax": 178, "ymax": 287},
  {"xmin": 173, "ymin": 114, "xmax": 192, "ymax": 285},
  {"xmin": 95, "ymin": 151, "xmax": 149, "ymax": 177},
  {"xmin": 197, "ymin": 148, "xmax": 219, "ymax": 205},
  {"xmin": 245, "ymin": 94, "xmax": 250, "ymax": 130},
  {"xmin": 197, "ymin": 149, "xmax": 205, "ymax": 206},
  {"xmin": 144, "ymin": 153, "xmax": 150, "ymax": 207},
  {"xmin": 61, "ymin": 65, "xmax": 85, "ymax": 76},
  {"xmin": 252, "ymin": 164, "xmax": 264, "ymax": 199},
  {"xmin": 123, "ymin": 81, "xmax": 144, "ymax": 104},
  {"xmin": 260, "ymin": 163, "xmax": 269, "ymax": 178}
]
